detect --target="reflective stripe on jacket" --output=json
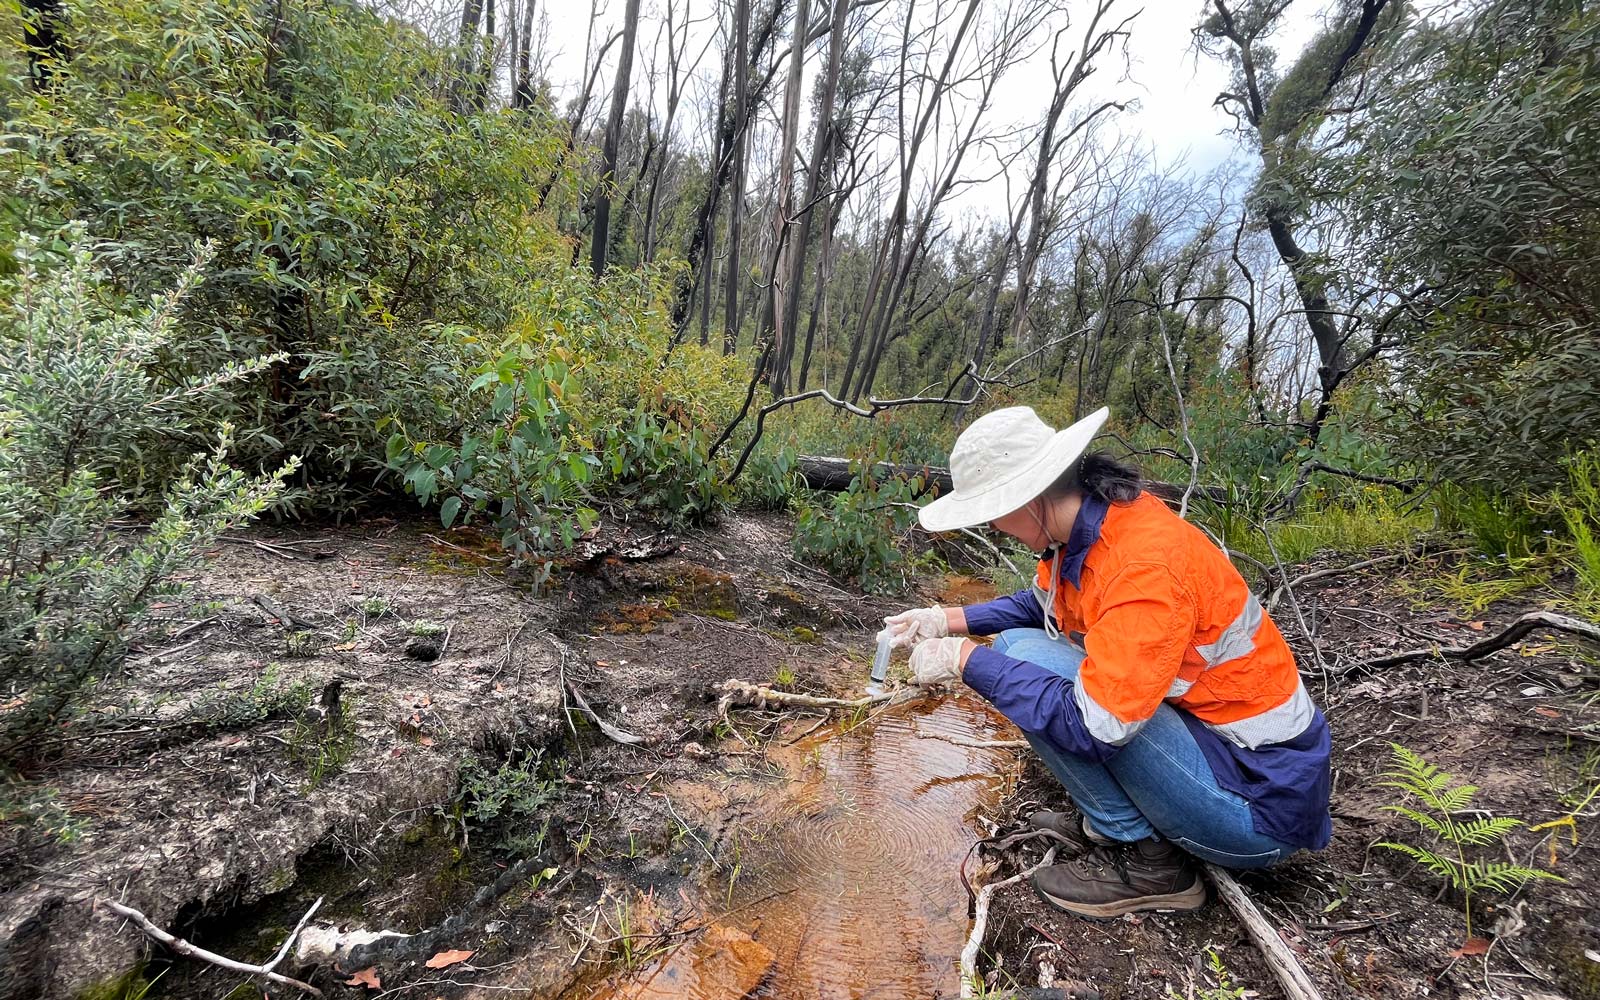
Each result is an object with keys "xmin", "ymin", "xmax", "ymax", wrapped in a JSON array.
[{"xmin": 1028, "ymin": 492, "xmax": 1314, "ymax": 753}]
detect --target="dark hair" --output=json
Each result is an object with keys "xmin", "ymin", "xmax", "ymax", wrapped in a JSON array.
[{"xmin": 1042, "ymin": 450, "xmax": 1143, "ymax": 504}]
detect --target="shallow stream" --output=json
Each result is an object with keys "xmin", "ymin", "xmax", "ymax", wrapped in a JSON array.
[{"xmin": 577, "ymin": 692, "xmax": 1022, "ymax": 999}]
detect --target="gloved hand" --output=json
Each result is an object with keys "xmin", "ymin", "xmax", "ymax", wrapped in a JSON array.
[
  {"xmin": 909, "ymin": 636, "xmax": 967, "ymax": 687},
  {"xmin": 884, "ymin": 605, "xmax": 949, "ymax": 649}
]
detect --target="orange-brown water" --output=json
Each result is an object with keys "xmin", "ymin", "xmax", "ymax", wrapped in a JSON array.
[{"xmin": 580, "ymin": 692, "xmax": 1021, "ymax": 999}]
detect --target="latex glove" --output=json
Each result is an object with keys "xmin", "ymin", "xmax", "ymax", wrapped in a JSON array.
[
  {"xmin": 884, "ymin": 605, "xmax": 949, "ymax": 649},
  {"xmin": 909, "ymin": 636, "xmax": 967, "ymax": 687}
]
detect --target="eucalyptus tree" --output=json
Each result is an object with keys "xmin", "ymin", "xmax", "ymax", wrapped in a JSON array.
[{"xmin": 1195, "ymin": 0, "xmax": 1405, "ymax": 447}]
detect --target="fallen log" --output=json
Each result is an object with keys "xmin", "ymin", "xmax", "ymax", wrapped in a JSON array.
[
  {"xmin": 716, "ymin": 678, "xmax": 894, "ymax": 716},
  {"xmin": 796, "ymin": 456, "xmax": 1217, "ymax": 508},
  {"xmin": 1205, "ymin": 864, "xmax": 1325, "ymax": 1000}
]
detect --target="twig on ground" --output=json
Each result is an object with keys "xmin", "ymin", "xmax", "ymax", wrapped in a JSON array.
[
  {"xmin": 959, "ymin": 847, "xmax": 1058, "ymax": 998},
  {"xmin": 102, "ymin": 897, "xmax": 324, "ymax": 997},
  {"xmin": 1349, "ymin": 611, "xmax": 1600, "ymax": 673},
  {"xmin": 1205, "ymin": 864, "xmax": 1325, "ymax": 1000},
  {"xmin": 251, "ymin": 593, "xmax": 317, "ymax": 629},
  {"xmin": 167, "ymin": 615, "xmax": 222, "ymax": 641},
  {"xmin": 489, "ymin": 618, "xmax": 534, "ymax": 685},
  {"xmin": 716, "ymin": 679, "xmax": 892, "ymax": 717},
  {"xmin": 222, "ymin": 537, "xmax": 335, "ymax": 561},
  {"xmin": 565, "ymin": 682, "xmax": 644, "ymax": 745},
  {"xmin": 911, "ymin": 722, "xmax": 1026, "ymax": 749}
]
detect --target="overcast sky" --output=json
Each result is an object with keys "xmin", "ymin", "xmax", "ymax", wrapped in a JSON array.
[{"xmin": 527, "ymin": 0, "xmax": 1324, "ymax": 217}]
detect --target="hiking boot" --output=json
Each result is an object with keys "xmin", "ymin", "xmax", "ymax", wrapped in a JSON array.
[
  {"xmin": 1026, "ymin": 810, "xmax": 1116, "ymax": 852},
  {"xmin": 1032, "ymin": 838, "xmax": 1207, "ymax": 918}
]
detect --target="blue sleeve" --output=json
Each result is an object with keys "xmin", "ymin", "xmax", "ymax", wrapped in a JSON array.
[
  {"xmin": 962, "ymin": 645, "xmax": 1118, "ymax": 762},
  {"xmin": 961, "ymin": 587, "xmax": 1046, "ymax": 635}
]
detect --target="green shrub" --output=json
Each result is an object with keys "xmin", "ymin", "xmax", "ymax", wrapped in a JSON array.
[
  {"xmin": 1192, "ymin": 483, "xmax": 1431, "ymax": 571},
  {"xmin": 2, "ymin": 0, "xmax": 570, "ymax": 503},
  {"xmin": 0, "ymin": 782, "xmax": 88, "ymax": 846},
  {"xmin": 386, "ymin": 353, "xmax": 598, "ymax": 582},
  {"xmin": 1550, "ymin": 450, "xmax": 1600, "ymax": 616},
  {"xmin": 187, "ymin": 664, "xmax": 311, "ymax": 732},
  {"xmin": 453, "ymin": 752, "xmax": 557, "ymax": 853},
  {"xmin": 792, "ymin": 466, "xmax": 924, "ymax": 594},
  {"xmin": 735, "ymin": 446, "xmax": 801, "ymax": 512},
  {"xmin": 0, "ymin": 236, "xmax": 295, "ymax": 761},
  {"xmin": 596, "ymin": 410, "xmax": 729, "ymax": 529},
  {"xmin": 1435, "ymin": 486, "xmax": 1552, "ymax": 561},
  {"xmin": 288, "ymin": 697, "xmax": 358, "ymax": 788}
]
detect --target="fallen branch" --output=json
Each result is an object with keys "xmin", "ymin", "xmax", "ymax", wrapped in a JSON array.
[
  {"xmin": 103, "ymin": 896, "xmax": 324, "ymax": 997},
  {"xmin": 546, "ymin": 632, "xmax": 642, "ymax": 744},
  {"xmin": 960, "ymin": 847, "xmax": 1058, "ymax": 998},
  {"xmin": 1348, "ymin": 610, "xmax": 1600, "ymax": 672},
  {"xmin": 1204, "ymin": 864, "xmax": 1324, "ymax": 1000}
]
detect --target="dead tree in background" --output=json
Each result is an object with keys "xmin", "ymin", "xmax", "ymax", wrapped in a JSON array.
[
  {"xmin": 511, "ymin": 0, "xmax": 537, "ymax": 109},
  {"xmin": 771, "ymin": 0, "xmax": 850, "ymax": 392},
  {"xmin": 22, "ymin": 0, "xmax": 69, "ymax": 91},
  {"xmin": 642, "ymin": 1, "xmax": 701, "ymax": 262},
  {"xmin": 837, "ymin": 0, "xmax": 982, "ymax": 401},
  {"xmin": 671, "ymin": 0, "xmax": 786, "ymax": 341},
  {"xmin": 759, "ymin": 0, "xmax": 815, "ymax": 393},
  {"xmin": 450, "ymin": 0, "xmax": 486, "ymax": 112},
  {"xmin": 591, "ymin": 0, "xmax": 644, "ymax": 277},
  {"xmin": 723, "ymin": 0, "xmax": 752, "ymax": 353},
  {"xmin": 1009, "ymin": 1, "xmax": 1128, "ymax": 355}
]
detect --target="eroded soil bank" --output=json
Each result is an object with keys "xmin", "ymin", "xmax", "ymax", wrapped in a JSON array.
[{"xmin": 4, "ymin": 514, "xmax": 1597, "ymax": 1000}]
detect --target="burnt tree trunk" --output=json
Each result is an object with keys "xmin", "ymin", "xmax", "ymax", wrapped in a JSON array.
[{"xmin": 590, "ymin": 0, "xmax": 643, "ymax": 278}]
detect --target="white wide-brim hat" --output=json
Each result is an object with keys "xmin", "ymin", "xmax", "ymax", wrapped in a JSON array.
[{"xmin": 918, "ymin": 406, "xmax": 1110, "ymax": 533}]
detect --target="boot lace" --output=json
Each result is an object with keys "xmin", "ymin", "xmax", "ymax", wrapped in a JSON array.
[{"xmin": 1073, "ymin": 842, "xmax": 1135, "ymax": 885}]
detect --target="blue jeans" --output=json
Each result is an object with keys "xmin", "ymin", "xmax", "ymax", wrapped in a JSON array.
[{"xmin": 991, "ymin": 628, "xmax": 1293, "ymax": 869}]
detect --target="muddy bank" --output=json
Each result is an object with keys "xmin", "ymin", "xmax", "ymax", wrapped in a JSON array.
[
  {"xmin": 0, "ymin": 512, "xmax": 935, "ymax": 999},
  {"xmin": 0, "ymin": 521, "xmax": 579, "ymax": 998}
]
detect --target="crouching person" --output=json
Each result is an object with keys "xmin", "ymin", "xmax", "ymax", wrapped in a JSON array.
[{"xmin": 886, "ymin": 406, "xmax": 1331, "ymax": 917}]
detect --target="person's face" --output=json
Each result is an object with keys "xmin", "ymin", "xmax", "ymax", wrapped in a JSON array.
[{"xmin": 989, "ymin": 501, "xmax": 1051, "ymax": 553}]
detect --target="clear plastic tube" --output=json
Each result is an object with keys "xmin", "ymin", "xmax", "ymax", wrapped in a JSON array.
[{"xmin": 870, "ymin": 628, "xmax": 893, "ymax": 685}]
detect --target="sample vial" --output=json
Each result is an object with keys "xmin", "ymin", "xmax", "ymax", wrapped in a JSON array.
[{"xmin": 869, "ymin": 628, "xmax": 893, "ymax": 686}]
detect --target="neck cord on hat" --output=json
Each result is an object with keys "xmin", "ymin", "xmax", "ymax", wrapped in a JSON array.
[
  {"xmin": 1029, "ymin": 501, "xmax": 1065, "ymax": 640},
  {"xmin": 1039, "ymin": 547, "xmax": 1064, "ymax": 639}
]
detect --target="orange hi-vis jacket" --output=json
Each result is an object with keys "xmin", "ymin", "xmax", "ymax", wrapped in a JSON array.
[
  {"xmin": 1029, "ymin": 492, "xmax": 1315, "ymax": 751},
  {"xmin": 960, "ymin": 490, "xmax": 1332, "ymax": 849}
]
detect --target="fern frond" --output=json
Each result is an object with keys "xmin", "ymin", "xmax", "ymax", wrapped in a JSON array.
[
  {"xmin": 1378, "ymin": 841, "xmax": 1463, "ymax": 888},
  {"xmin": 1464, "ymin": 860, "xmax": 1563, "ymax": 894},
  {"xmin": 1455, "ymin": 816, "xmax": 1522, "ymax": 846},
  {"xmin": 1435, "ymin": 784, "xmax": 1479, "ymax": 813},
  {"xmin": 1382, "ymin": 804, "xmax": 1451, "ymax": 839}
]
